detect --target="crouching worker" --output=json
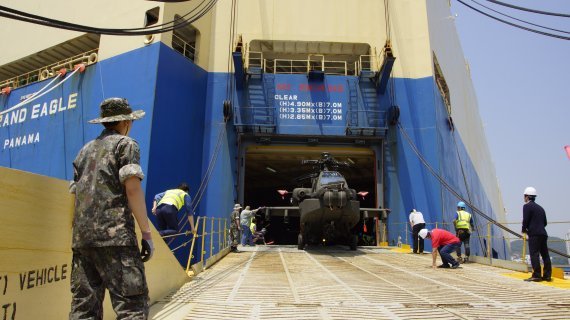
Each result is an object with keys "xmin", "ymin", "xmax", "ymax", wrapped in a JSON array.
[
  {"xmin": 419, "ymin": 228, "xmax": 461, "ymax": 269},
  {"xmin": 152, "ymin": 183, "xmax": 195, "ymax": 237}
]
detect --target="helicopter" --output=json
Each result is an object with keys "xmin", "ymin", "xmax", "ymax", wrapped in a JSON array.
[{"xmin": 277, "ymin": 152, "xmax": 362, "ymax": 250}]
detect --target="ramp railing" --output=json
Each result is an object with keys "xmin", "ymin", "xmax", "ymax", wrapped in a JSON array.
[
  {"xmin": 172, "ymin": 33, "xmax": 197, "ymax": 61},
  {"xmin": 157, "ymin": 216, "xmax": 230, "ymax": 276},
  {"xmin": 387, "ymin": 220, "xmax": 570, "ymax": 270},
  {"xmin": 246, "ymin": 50, "xmax": 264, "ymax": 73},
  {"xmin": 480, "ymin": 221, "xmax": 570, "ymax": 266},
  {"xmin": 356, "ymin": 54, "xmax": 378, "ymax": 76}
]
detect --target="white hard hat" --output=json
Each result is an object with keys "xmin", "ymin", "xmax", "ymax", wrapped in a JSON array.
[
  {"xmin": 523, "ymin": 187, "xmax": 537, "ymax": 196},
  {"xmin": 418, "ymin": 229, "xmax": 429, "ymax": 239},
  {"xmin": 234, "ymin": 204, "xmax": 242, "ymax": 209}
]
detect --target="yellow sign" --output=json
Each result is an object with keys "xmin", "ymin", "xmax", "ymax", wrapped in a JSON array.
[{"xmin": 0, "ymin": 167, "xmax": 188, "ymax": 319}]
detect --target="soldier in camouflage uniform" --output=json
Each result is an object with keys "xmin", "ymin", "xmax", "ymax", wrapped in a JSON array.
[
  {"xmin": 69, "ymin": 98, "xmax": 154, "ymax": 320},
  {"xmin": 229, "ymin": 204, "xmax": 242, "ymax": 252}
]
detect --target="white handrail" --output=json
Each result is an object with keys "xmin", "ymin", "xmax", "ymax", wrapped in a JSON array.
[
  {"xmin": 0, "ymin": 76, "xmax": 60, "ymax": 115},
  {"xmin": 0, "ymin": 49, "xmax": 98, "ymax": 90},
  {"xmin": 0, "ymin": 68, "xmax": 80, "ymax": 116}
]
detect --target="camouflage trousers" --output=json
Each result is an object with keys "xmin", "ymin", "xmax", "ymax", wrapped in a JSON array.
[
  {"xmin": 229, "ymin": 226, "xmax": 240, "ymax": 248},
  {"xmin": 70, "ymin": 246, "xmax": 149, "ymax": 320}
]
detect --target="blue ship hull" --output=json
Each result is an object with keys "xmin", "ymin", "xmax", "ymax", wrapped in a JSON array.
[{"xmin": 0, "ymin": 43, "xmax": 509, "ymax": 265}]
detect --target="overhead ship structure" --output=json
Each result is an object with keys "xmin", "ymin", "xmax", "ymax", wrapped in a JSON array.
[{"xmin": 0, "ymin": 0, "xmax": 513, "ymax": 317}]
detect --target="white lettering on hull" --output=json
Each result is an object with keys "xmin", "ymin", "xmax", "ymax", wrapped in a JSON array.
[
  {"xmin": 0, "ymin": 92, "xmax": 78, "ymax": 128},
  {"xmin": 3, "ymin": 132, "xmax": 40, "ymax": 150}
]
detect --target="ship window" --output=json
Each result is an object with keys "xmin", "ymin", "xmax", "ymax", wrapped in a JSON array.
[
  {"xmin": 172, "ymin": 16, "xmax": 199, "ymax": 62},
  {"xmin": 433, "ymin": 53, "xmax": 451, "ymax": 115},
  {"xmin": 319, "ymin": 171, "xmax": 347, "ymax": 186},
  {"xmin": 145, "ymin": 7, "xmax": 160, "ymax": 27}
]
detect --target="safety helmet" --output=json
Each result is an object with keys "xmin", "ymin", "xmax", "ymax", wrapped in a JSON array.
[
  {"xmin": 523, "ymin": 187, "xmax": 537, "ymax": 196},
  {"xmin": 457, "ymin": 201, "xmax": 466, "ymax": 208},
  {"xmin": 233, "ymin": 204, "xmax": 242, "ymax": 210},
  {"xmin": 418, "ymin": 229, "xmax": 429, "ymax": 239}
]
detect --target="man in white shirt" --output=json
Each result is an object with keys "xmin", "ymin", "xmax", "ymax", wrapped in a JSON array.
[{"xmin": 409, "ymin": 209, "xmax": 426, "ymax": 254}]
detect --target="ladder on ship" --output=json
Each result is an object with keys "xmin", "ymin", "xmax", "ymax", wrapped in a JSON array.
[
  {"xmin": 241, "ymin": 73, "xmax": 275, "ymax": 134},
  {"xmin": 346, "ymin": 77, "xmax": 387, "ymax": 136}
]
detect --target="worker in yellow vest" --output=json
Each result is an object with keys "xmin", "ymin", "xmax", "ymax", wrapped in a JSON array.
[
  {"xmin": 250, "ymin": 217, "xmax": 258, "ymax": 235},
  {"xmin": 453, "ymin": 201, "xmax": 473, "ymax": 263},
  {"xmin": 152, "ymin": 182, "xmax": 195, "ymax": 237}
]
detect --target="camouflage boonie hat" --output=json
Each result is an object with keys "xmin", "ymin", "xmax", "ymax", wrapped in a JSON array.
[{"xmin": 88, "ymin": 98, "xmax": 145, "ymax": 124}]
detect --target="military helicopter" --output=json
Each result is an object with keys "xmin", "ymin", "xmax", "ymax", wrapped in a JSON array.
[{"xmin": 277, "ymin": 152, "xmax": 361, "ymax": 250}]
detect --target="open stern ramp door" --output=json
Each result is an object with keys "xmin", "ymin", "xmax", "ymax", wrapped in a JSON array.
[{"xmin": 240, "ymin": 144, "xmax": 381, "ymax": 246}]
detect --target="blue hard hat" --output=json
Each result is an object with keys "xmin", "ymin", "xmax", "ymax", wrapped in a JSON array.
[{"xmin": 457, "ymin": 201, "xmax": 466, "ymax": 208}]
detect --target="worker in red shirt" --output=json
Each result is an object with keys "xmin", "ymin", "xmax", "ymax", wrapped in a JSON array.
[{"xmin": 419, "ymin": 228, "xmax": 461, "ymax": 269}]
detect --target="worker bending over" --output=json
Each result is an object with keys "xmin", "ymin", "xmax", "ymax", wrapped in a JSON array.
[{"xmin": 419, "ymin": 228, "xmax": 461, "ymax": 269}]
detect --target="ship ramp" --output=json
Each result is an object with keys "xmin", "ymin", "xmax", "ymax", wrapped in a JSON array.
[
  {"xmin": 150, "ymin": 246, "xmax": 570, "ymax": 320},
  {"xmin": 2, "ymin": 168, "xmax": 569, "ymax": 319}
]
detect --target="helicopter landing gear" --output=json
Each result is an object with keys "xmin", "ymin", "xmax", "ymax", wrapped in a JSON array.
[
  {"xmin": 297, "ymin": 233, "xmax": 305, "ymax": 250},
  {"xmin": 349, "ymin": 234, "xmax": 358, "ymax": 251}
]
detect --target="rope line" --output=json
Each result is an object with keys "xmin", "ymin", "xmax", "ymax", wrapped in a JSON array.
[
  {"xmin": 397, "ymin": 122, "xmax": 569, "ymax": 258},
  {"xmin": 225, "ymin": 0, "xmax": 237, "ymax": 101},
  {"xmin": 451, "ymin": 127, "xmax": 487, "ymax": 254},
  {"xmin": 471, "ymin": 0, "xmax": 570, "ymax": 35},
  {"xmin": 384, "ymin": 0, "xmax": 391, "ymax": 42},
  {"xmin": 456, "ymin": 0, "xmax": 570, "ymax": 40},
  {"xmin": 483, "ymin": 0, "xmax": 570, "ymax": 18},
  {"xmin": 176, "ymin": 123, "xmax": 227, "ymax": 232},
  {"xmin": 0, "ymin": 0, "xmax": 218, "ymax": 36},
  {"xmin": 0, "ymin": 74, "xmax": 62, "ymax": 115}
]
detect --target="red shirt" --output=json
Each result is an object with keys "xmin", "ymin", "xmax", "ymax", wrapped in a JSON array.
[{"xmin": 431, "ymin": 229, "xmax": 460, "ymax": 249}]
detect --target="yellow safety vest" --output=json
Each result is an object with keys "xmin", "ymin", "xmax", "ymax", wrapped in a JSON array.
[
  {"xmin": 250, "ymin": 221, "xmax": 257, "ymax": 233},
  {"xmin": 455, "ymin": 210, "xmax": 471, "ymax": 230},
  {"xmin": 158, "ymin": 189, "xmax": 187, "ymax": 210}
]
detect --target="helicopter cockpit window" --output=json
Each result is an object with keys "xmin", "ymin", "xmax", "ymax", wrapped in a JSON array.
[{"xmin": 319, "ymin": 171, "xmax": 346, "ymax": 186}]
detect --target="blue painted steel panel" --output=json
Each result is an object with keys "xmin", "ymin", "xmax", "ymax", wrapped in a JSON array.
[
  {"xmin": 0, "ymin": 45, "xmax": 160, "ymax": 183},
  {"xmin": 0, "ymin": 43, "xmax": 509, "ymax": 264},
  {"xmin": 383, "ymin": 77, "xmax": 507, "ymax": 258},
  {"xmin": 145, "ymin": 44, "xmax": 209, "ymax": 265}
]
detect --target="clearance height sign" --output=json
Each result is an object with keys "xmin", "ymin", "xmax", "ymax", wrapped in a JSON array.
[{"xmin": 273, "ymin": 74, "xmax": 349, "ymax": 136}]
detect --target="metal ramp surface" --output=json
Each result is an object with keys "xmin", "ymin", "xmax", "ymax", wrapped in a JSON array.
[{"xmin": 150, "ymin": 246, "xmax": 570, "ymax": 320}]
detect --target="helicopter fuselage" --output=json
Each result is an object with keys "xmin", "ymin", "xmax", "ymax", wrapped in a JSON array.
[{"xmin": 293, "ymin": 170, "xmax": 360, "ymax": 249}]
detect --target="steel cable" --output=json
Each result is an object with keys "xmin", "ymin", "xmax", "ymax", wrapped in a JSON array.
[
  {"xmin": 450, "ymin": 127, "xmax": 487, "ymax": 255},
  {"xmin": 174, "ymin": 124, "xmax": 227, "ymax": 233},
  {"xmin": 484, "ymin": 0, "xmax": 570, "ymax": 18},
  {"xmin": 0, "ymin": 0, "xmax": 218, "ymax": 35},
  {"xmin": 456, "ymin": 0, "xmax": 570, "ymax": 40},
  {"xmin": 471, "ymin": 0, "xmax": 570, "ymax": 35},
  {"xmin": 398, "ymin": 122, "xmax": 570, "ymax": 258}
]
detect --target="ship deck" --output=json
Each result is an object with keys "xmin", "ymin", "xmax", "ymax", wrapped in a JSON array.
[{"xmin": 149, "ymin": 246, "xmax": 570, "ymax": 320}]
